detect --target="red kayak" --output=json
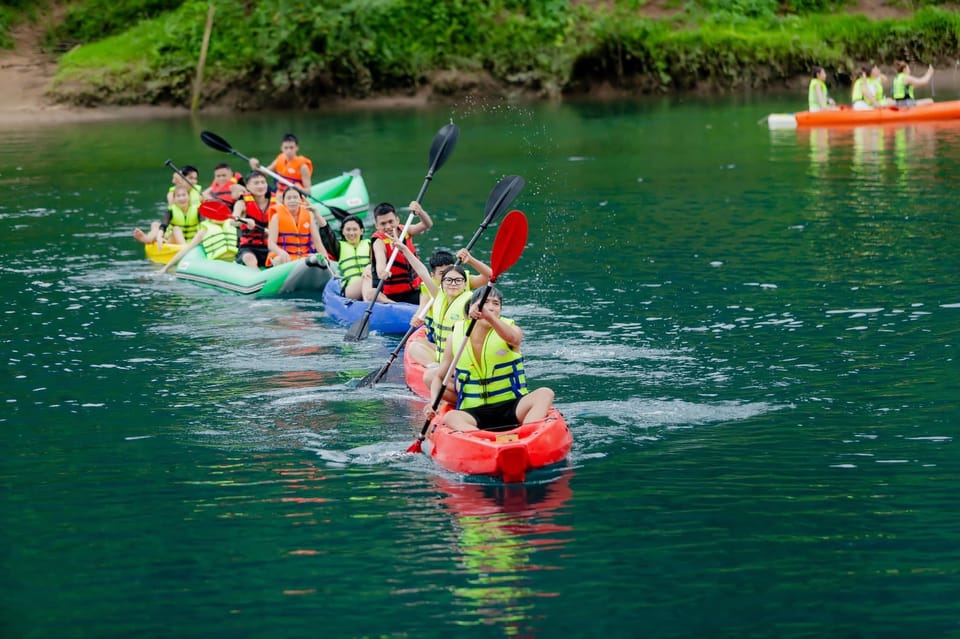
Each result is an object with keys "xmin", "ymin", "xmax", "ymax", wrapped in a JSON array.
[
  {"xmin": 421, "ymin": 405, "xmax": 573, "ymax": 483},
  {"xmin": 403, "ymin": 325, "xmax": 432, "ymax": 399}
]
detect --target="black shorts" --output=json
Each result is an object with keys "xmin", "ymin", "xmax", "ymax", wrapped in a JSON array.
[
  {"xmin": 463, "ymin": 396, "xmax": 522, "ymax": 431},
  {"xmin": 388, "ymin": 289, "xmax": 420, "ymax": 305},
  {"xmin": 895, "ymin": 98, "xmax": 916, "ymax": 107},
  {"xmin": 236, "ymin": 246, "xmax": 269, "ymax": 267}
]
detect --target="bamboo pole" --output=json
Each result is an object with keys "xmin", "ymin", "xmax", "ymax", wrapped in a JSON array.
[{"xmin": 191, "ymin": 3, "xmax": 216, "ymax": 113}]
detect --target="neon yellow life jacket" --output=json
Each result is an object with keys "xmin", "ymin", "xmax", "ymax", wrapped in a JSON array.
[
  {"xmin": 808, "ymin": 78, "xmax": 827, "ymax": 110},
  {"xmin": 199, "ymin": 220, "xmax": 238, "ymax": 261},
  {"xmin": 893, "ymin": 73, "xmax": 914, "ymax": 100},
  {"xmin": 428, "ymin": 284, "xmax": 472, "ymax": 362},
  {"xmin": 852, "ymin": 78, "xmax": 866, "ymax": 102},
  {"xmin": 451, "ymin": 317, "xmax": 528, "ymax": 410},
  {"xmin": 169, "ymin": 202, "xmax": 200, "ymax": 241},
  {"xmin": 338, "ymin": 238, "xmax": 370, "ymax": 285},
  {"xmin": 869, "ymin": 77, "xmax": 884, "ymax": 102}
]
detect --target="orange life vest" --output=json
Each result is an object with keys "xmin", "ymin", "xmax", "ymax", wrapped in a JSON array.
[
  {"xmin": 274, "ymin": 154, "xmax": 313, "ymax": 192},
  {"xmin": 269, "ymin": 203, "xmax": 314, "ymax": 264},
  {"xmin": 370, "ymin": 231, "xmax": 421, "ymax": 296}
]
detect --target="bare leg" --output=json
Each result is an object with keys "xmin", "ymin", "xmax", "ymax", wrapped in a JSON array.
[
  {"xmin": 441, "ymin": 409, "xmax": 479, "ymax": 432},
  {"xmin": 241, "ymin": 252, "xmax": 260, "ymax": 269},
  {"xmin": 169, "ymin": 227, "xmax": 186, "ymax": 244},
  {"xmin": 516, "ymin": 387, "xmax": 554, "ymax": 424},
  {"xmin": 343, "ymin": 278, "xmax": 363, "ymax": 300},
  {"xmin": 408, "ymin": 338, "xmax": 437, "ymax": 367}
]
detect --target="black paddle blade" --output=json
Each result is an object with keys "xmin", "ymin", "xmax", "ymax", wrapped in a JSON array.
[
  {"xmin": 325, "ymin": 205, "xmax": 350, "ymax": 222},
  {"xmin": 427, "ymin": 123, "xmax": 459, "ymax": 176},
  {"xmin": 344, "ymin": 313, "xmax": 371, "ymax": 342},
  {"xmin": 199, "ymin": 130, "xmax": 233, "ymax": 154},
  {"xmin": 484, "ymin": 175, "xmax": 525, "ymax": 225},
  {"xmin": 355, "ymin": 365, "xmax": 385, "ymax": 389}
]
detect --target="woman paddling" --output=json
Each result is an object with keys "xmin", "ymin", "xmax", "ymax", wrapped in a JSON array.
[{"xmin": 892, "ymin": 60, "xmax": 935, "ymax": 107}]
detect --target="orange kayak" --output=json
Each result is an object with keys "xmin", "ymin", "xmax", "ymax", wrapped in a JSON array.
[
  {"xmin": 421, "ymin": 405, "xmax": 573, "ymax": 483},
  {"xmin": 403, "ymin": 325, "xmax": 432, "ymax": 399},
  {"xmin": 768, "ymin": 99, "xmax": 960, "ymax": 128}
]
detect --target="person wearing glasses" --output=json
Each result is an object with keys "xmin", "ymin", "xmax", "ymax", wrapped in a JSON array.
[{"xmin": 393, "ymin": 242, "xmax": 491, "ymax": 388}]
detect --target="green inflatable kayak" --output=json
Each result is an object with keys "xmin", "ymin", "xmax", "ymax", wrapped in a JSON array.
[
  {"xmin": 174, "ymin": 246, "xmax": 332, "ymax": 297},
  {"xmin": 311, "ymin": 169, "xmax": 370, "ymax": 223}
]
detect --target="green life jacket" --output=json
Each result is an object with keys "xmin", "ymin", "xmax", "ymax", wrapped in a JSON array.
[
  {"xmin": 338, "ymin": 238, "xmax": 370, "ymax": 285},
  {"xmin": 852, "ymin": 78, "xmax": 866, "ymax": 102},
  {"xmin": 808, "ymin": 78, "xmax": 828, "ymax": 110},
  {"xmin": 200, "ymin": 220, "xmax": 238, "ymax": 261},
  {"xmin": 427, "ymin": 283, "xmax": 472, "ymax": 362},
  {"xmin": 892, "ymin": 73, "xmax": 914, "ymax": 100},
  {"xmin": 451, "ymin": 317, "xmax": 528, "ymax": 410},
  {"xmin": 169, "ymin": 202, "xmax": 200, "ymax": 241}
]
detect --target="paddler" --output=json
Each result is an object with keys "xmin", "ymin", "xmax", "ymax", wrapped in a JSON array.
[
  {"xmin": 232, "ymin": 172, "xmax": 274, "ymax": 269},
  {"xmin": 366, "ymin": 201, "xmax": 433, "ymax": 305},
  {"xmin": 248, "ymin": 133, "xmax": 313, "ymax": 195},
  {"xmin": 808, "ymin": 66, "xmax": 838, "ymax": 112},
  {"xmin": 428, "ymin": 286, "xmax": 554, "ymax": 432},
  {"xmin": 160, "ymin": 203, "xmax": 241, "ymax": 274},
  {"xmin": 892, "ymin": 60, "xmax": 934, "ymax": 107}
]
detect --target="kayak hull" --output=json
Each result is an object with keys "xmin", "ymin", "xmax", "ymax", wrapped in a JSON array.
[
  {"xmin": 403, "ymin": 325, "xmax": 432, "ymax": 400},
  {"xmin": 144, "ymin": 242, "xmax": 182, "ymax": 264},
  {"xmin": 310, "ymin": 169, "xmax": 370, "ymax": 222},
  {"xmin": 422, "ymin": 405, "xmax": 573, "ymax": 484},
  {"xmin": 321, "ymin": 278, "xmax": 417, "ymax": 335},
  {"xmin": 768, "ymin": 99, "xmax": 960, "ymax": 128},
  {"xmin": 174, "ymin": 246, "xmax": 331, "ymax": 297}
]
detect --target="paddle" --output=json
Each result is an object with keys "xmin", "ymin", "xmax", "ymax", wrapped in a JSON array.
[
  {"xmin": 352, "ymin": 175, "xmax": 526, "ymax": 388},
  {"xmin": 343, "ymin": 123, "xmax": 460, "ymax": 342},
  {"xmin": 199, "ymin": 130, "xmax": 350, "ymax": 222},
  {"xmin": 407, "ymin": 210, "xmax": 529, "ymax": 454}
]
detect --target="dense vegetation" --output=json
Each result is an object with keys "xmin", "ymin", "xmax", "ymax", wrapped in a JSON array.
[{"xmin": 7, "ymin": 0, "xmax": 959, "ymax": 107}]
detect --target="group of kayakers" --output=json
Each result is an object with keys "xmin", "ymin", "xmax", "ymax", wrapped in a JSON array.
[
  {"xmin": 134, "ymin": 132, "xmax": 551, "ymax": 434},
  {"xmin": 808, "ymin": 60, "xmax": 935, "ymax": 112}
]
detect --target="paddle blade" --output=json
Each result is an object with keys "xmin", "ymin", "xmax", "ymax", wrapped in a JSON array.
[
  {"xmin": 325, "ymin": 205, "xmax": 350, "ymax": 222},
  {"xmin": 483, "ymin": 175, "xmax": 525, "ymax": 226},
  {"xmin": 406, "ymin": 439, "xmax": 423, "ymax": 454},
  {"xmin": 198, "ymin": 201, "xmax": 233, "ymax": 221},
  {"xmin": 200, "ymin": 130, "xmax": 233, "ymax": 154},
  {"xmin": 490, "ymin": 210, "xmax": 528, "ymax": 279},
  {"xmin": 427, "ymin": 123, "xmax": 459, "ymax": 176},
  {"xmin": 344, "ymin": 313, "xmax": 371, "ymax": 342}
]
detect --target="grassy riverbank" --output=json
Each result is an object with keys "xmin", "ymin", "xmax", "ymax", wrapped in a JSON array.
[{"xmin": 30, "ymin": 0, "xmax": 960, "ymax": 107}]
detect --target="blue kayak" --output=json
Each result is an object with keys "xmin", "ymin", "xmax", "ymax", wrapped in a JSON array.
[{"xmin": 321, "ymin": 278, "xmax": 417, "ymax": 335}]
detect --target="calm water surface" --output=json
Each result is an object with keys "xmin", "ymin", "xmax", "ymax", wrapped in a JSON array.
[{"xmin": 1, "ymin": 95, "xmax": 959, "ymax": 638}]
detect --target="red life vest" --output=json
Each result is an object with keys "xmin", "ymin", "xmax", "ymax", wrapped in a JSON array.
[
  {"xmin": 207, "ymin": 172, "xmax": 243, "ymax": 205},
  {"xmin": 370, "ymin": 231, "xmax": 421, "ymax": 296},
  {"xmin": 239, "ymin": 193, "xmax": 272, "ymax": 248}
]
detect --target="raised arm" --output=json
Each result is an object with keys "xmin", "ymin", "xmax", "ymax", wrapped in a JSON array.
[
  {"xmin": 457, "ymin": 248, "xmax": 492, "ymax": 289},
  {"xmin": 406, "ymin": 201, "xmax": 433, "ymax": 236}
]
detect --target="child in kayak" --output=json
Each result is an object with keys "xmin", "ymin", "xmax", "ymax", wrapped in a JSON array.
[{"xmin": 428, "ymin": 286, "xmax": 554, "ymax": 432}]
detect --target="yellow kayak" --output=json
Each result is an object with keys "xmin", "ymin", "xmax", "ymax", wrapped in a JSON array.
[{"xmin": 144, "ymin": 242, "xmax": 183, "ymax": 264}]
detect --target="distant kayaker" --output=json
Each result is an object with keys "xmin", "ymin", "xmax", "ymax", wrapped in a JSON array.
[
  {"xmin": 232, "ymin": 172, "xmax": 275, "ymax": 269},
  {"xmin": 808, "ymin": 66, "xmax": 838, "ymax": 112},
  {"xmin": 266, "ymin": 188, "xmax": 336, "ymax": 266},
  {"xmin": 166, "ymin": 164, "xmax": 200, "ymax": 207},
  {"xmin": 366, "ymin": 201, "xmax": 433, "ymax": 305},
  {"xmin": 201, "ymin": 162, "xmax": 245, "ymax": 205},
  {"xmin": 160, "ymin": 208, "xmax": 239, "ymax": 274},
  {"xmin": 133, "ymin": 184, "xmax": 199, "ymax": 248},
  {"xmin": 892, "ymin": 60, "xmax": 934, "ymax": 107},
  {"xmin": 326, "ymin": 214, "xmax": 371, "ymax": 300},
  {"xmin": 852, "ymin": 67, "xmax": 883, "ymax": 110},
  {"xmin": 869, "ymin": 65, "xmax": 893, "ymax": 107},
  {"xmin": 428, "ymin": 286, "xmax": 554, "ymax": 432},
  {"xmin": 248, "ymin": 133, "xmax": 314, "ymax": 194}
]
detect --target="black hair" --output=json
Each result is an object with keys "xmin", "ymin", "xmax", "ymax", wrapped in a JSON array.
[
  {"xmin": 245, "ymin": 171, "xmax": 267, "ymax": 183},
  {"xmin": 214, "ymin": 162, "xmax": 232, "ymax": 171},
  {"xmin": 440, "ymin": 265, "xmax": 466, "ymax": 282},
  {"xmin": 469, "ymin": 285, "xmax": 502, "ymax": 310},
  {"xmin": 282, "ymin": 133, "xmax": 298, "ymax": 145},
  {"xmin": 181, "ymin": 164, "xmax": 199, "ymax": 177},
  {"xmin": 374, "ymin": 202, "xmax": 396, "ymax": 218},
  {"xmin": 338, "ymin": 215, "xmax": 365, "ymax": 241},
  {"xmin": 429, "ymin": 250, "xmax": 456, "ymax": 270},
  {"xmin": 812, "ymin": 65, "xmax": 824, "ymax": 77}
]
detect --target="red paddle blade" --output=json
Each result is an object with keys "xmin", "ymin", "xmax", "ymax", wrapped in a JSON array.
[
  {"xmin": 406, "ymin": 440, "xmax": 423, "ymax": 454},
  {"xmin": 490, "ymin": 210, "xmax": 528, "ymax": 280},
  {"xmin": 199, "ymin": 201, "xmax": 232, "ymax": 221}
]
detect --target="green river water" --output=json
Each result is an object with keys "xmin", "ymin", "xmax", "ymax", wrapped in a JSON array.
[{"xmin": 2, "ymin": 94, "xmax": 959, "ymax": 638}]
